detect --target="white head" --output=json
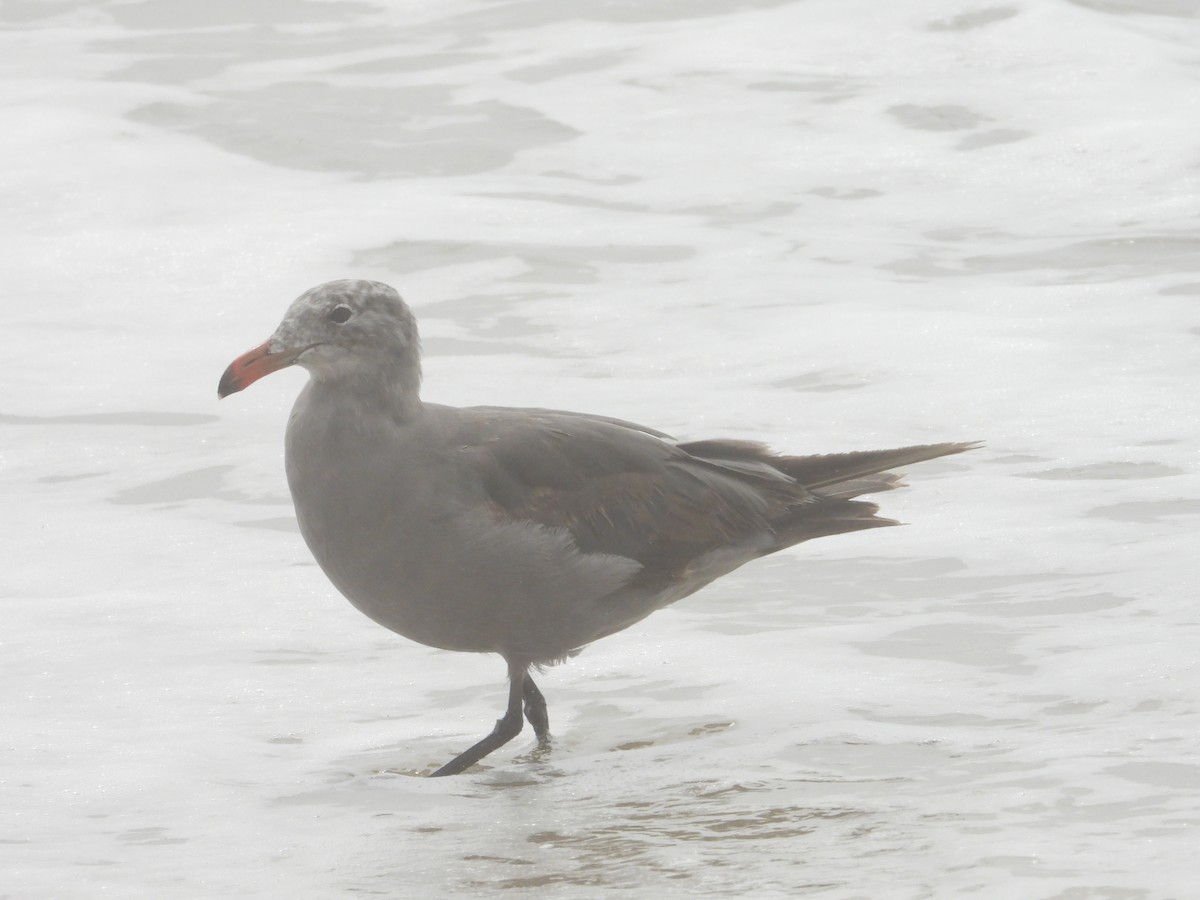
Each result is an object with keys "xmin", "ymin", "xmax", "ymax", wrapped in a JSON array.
[{"xmin": 219, "ymin": 280, "xmax": 421, "ymax": 398}]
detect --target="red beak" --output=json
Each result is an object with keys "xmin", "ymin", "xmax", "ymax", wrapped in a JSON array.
[{"xmin": 218, "ymin": 341, "xmax": 303, "ymax": 398}]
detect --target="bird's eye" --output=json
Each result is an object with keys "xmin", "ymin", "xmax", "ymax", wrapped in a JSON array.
[{"xmin": 328, "ymin": 305, "xmax": 352, "ymax": 325}]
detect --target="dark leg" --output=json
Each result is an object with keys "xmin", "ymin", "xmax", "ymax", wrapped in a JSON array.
[
  {"xmin": 430, "ymin": 660, "xmax": 527, "ymax": 777},
  {"xmin": 522, "ymin": 674, "xmax": 550, "ymax": 743}
]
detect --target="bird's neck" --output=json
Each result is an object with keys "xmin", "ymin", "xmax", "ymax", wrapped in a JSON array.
[{"xmin": 312, "ymin": 363, "xmax": 424, "ymax": 424}]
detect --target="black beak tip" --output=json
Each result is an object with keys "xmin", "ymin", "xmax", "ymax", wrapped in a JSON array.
[{"xmin": 217, "ymin": 365, "xmax": 241, "ymax": 400}]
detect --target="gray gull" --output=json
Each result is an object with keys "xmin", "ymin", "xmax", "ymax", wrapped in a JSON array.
[{"xmin": 218, "ymin": 279, "xmax": 976, "ymax": 776}]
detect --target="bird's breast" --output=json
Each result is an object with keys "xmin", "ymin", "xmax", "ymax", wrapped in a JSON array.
[{"xmin": 282, "ymin": 400, "xmax": 641, "ymax": 658}]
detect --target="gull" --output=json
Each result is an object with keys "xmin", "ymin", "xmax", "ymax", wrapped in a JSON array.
[{"xmin": 219, "ymin": 279, "xmax": 975, "ymax": 775}]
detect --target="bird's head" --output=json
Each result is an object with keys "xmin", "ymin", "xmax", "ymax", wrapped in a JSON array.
[{"xmin": 218, "ymin": 279, "xmax": 421, "ymax": 398}]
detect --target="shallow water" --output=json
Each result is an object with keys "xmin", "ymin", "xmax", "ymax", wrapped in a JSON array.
[{"xmin": 2, "ymin": 1, "xmax": 1198, "ymax": 897}]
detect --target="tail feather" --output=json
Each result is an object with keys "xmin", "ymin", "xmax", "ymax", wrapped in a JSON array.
[
  {"xmin": 774, "ymin": 498, "xmax": 899, "ymax": 545},
  {"xmin": 775, "ymin": 441, "xmax": 980, "ymax": 490},
  {"xmin": 812, "ymin": 472, "xmax": 904, "ymax": 501},
  {"xmin": 678, "ymin": 439, "xmax": 979, "ymax": 492},
  {"xmin": 677, "ymin": 438, "xmax": 980, "ymax": 553}
]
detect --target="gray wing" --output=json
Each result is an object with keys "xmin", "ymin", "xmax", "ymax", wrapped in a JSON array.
[
  {"xmin": 458, "ymin": 408, "xmax": 799, "ymax": 566},
  {"xmin": 456, "ymin": 406, "xmax": 976, "ymax": 573}
]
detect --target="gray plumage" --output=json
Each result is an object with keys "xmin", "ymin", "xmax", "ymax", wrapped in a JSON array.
[{"xmin": 219, "ymin": 279, "xmax": 976, "ymax": 775}]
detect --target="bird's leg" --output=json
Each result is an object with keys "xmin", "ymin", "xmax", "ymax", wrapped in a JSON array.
[
  {"xmin": 522, "ymin": 673, "xmax": 550, "ymax": 744},
  {"xmin": 430, "ymin": 660, "xmax": 528, "ymax": 777}
]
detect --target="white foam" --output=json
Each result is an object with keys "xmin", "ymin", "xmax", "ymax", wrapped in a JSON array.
[{"xmin": 3, "ymin": 1, "xmax": 1197, "ymax": 897}]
